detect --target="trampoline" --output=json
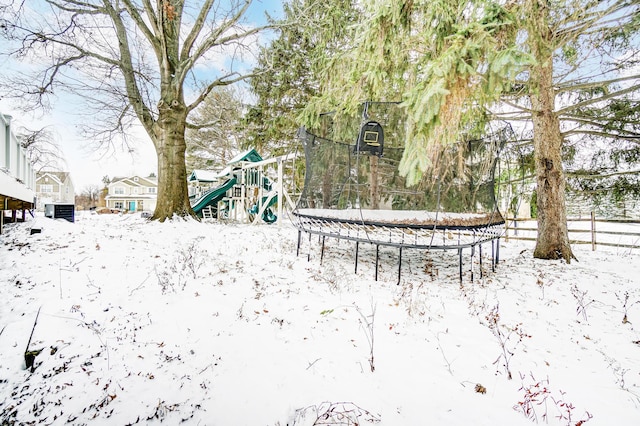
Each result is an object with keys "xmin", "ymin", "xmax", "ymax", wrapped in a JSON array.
[{"xmin": 292, "ymin": 102, "xmax": 516, "ymax": 282}]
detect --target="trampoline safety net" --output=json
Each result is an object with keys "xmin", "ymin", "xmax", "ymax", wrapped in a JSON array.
[{"xmin": 292, "ymin": 103, "xmax": 514, "ymax": 251}]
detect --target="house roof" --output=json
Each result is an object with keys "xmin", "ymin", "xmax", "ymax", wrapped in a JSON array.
[
  {"xmin": 36, "ymin": 171, "xmax": 70, "ymax": 185},
  {"xmin": 110, "ymin": 175, "xmax": 157, "ymax": 187}
]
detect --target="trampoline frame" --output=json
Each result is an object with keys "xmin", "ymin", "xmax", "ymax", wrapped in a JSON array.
[{"xmin": 293, "ymin": 210, "xmax": 504, "ymax": 283}]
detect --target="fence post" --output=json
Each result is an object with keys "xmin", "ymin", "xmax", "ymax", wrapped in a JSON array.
[
  {"xmin": 590, "ymin": 211, "xmax": 596, "ymax": 251},
  {"xmin": 505, "ymin": 217, "xmax": 510, "ymax": 242}
]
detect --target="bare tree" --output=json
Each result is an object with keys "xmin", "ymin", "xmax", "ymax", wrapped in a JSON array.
[
  {"xmin": 18, "ymin": 126, "xmax": 66, "ymax": 172},
  {"xmin": 75, "ymin": 184, "xmax": 101, "ymax": 209},
  {"xmin": 186, "ymin": 86, "xmax": 244, "ymax": 171},
  {"xmin": 0, "ymin": 0, "xmax": 275, "ymax": 221}
]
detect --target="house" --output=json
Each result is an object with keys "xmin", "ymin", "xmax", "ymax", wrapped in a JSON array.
[
  {"xmin": 1, "ymin": 113, "xmax": 36, "ymax": 233},
  {"xmin": 105, "ymin": 175, "xmax": 157, "ymax": 212},
  {"xmin": 35, "ymin": 171, "xmax": 75, "ymax": 210}
]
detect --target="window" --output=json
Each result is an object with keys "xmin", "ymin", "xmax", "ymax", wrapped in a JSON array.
[
  {"xmin": 114, "ymin": 186, "xmax": 125, "ymax": 195},
  {"xmin": 148, "ymin": 187, "xmax": 156, "ymax": 194},
  {"xmin": 114, "ymin": 202, "xmax": 123, "ymax": 209},
  {"xmin": 133, "ymin": 187, "xmax": 139, "ymax": 194},
  {"xmin": 41, "ymin": 184, "xmax": 53, "ymax": 193}
]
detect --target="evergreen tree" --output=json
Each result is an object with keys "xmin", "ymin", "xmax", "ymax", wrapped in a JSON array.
[
  {"xmin": 246, "ymin": 0, "xmax": 359, "ymax": 155},
  {"xmin": 304, "ymin": 0, "xmax": 640, "ymax": 262}
]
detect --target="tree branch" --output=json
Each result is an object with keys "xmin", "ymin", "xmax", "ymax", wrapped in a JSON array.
[
  {"xmin": 557, "ymin": 74, "xmax": 640, "ymax": 92},
  {"xmin": 557, "ymin": 83, "xmax": 640, "ymax": 115},
  {"xmin": 566, "ymin": 168, "xmax": 640, "ymax": 179},
  {"xmin": 563, "ymin": 128, "xmax": 640, "ymax": 141},
  {"xmin": 121, "ymin": 0, "xmax": 162, "ymax": 58},
  {"xmin": 180, "ymin": 0, "xmax": 215, "ymax": 61},
  {"xmin": 103, "ymin": 0, "xmax": 155, "ymax": 134},
  {"xmin": 186, "ymin": 70, "xmax": 259, "ymax": 113}
]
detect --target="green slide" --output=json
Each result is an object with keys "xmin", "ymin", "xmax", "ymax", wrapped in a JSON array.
[
  {"xmin": 249, "ymin": 194, "xmax": 278, "ymax": 224},
  {"xmin": 191, "ymin": 177, "xmax": 237, "ymax": 215}
]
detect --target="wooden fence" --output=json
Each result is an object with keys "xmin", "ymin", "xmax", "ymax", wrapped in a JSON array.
[{"xmin": 504, "ymin": 212, "xmax": 640, "ymax": 251}]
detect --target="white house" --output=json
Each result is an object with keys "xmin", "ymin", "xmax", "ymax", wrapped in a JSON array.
[
  {"xmin": 1, "ymin": 113, "xmax": 36, "ymax": 233},
  {"xmin": 35, "ymin": 171, "xmax": 75, "ymax": 210},
  {"xmin": 105, "ymin": 175, "xmax": 158, "ymax": 212}
]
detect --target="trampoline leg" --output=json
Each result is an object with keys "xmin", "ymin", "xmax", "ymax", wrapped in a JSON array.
[
  {"xmin": 375, "ymin": 245, "xmax": 380, "ymax": 281},
  {"xmin": 307, "ymin": 232, "xmax": 312, "ymax": 262},
  {"xmin": 355, "ymin": 242, "xmax": 359, "ymax": 274},
  {"xmin": 320, "ymin": 236, "xmax": 325, "ymax": 265},
  {"xmin": 397, "ymin": 247, "xmax": 402, "ymax": 285},
  {"xmin": 479, "ymin": 244, "xmax": 483, "ymax": 279},
  {"xmin": 470, "ymin": 245, "xmax": 475, "ymax": 283},
  {"xmin": 458, "ymin": 248, "xmax": 463, "ymax": 282},
  {"xmin": 296, "ymin": 230, "xmax": 301, "ymax": 257},
  {"xmin": 491, "ymin": 240, "xmax": 496, "ymax": 272},
  {"xmin": 496, "ymin": 237, "xmax": 501, "ymax": 265}
]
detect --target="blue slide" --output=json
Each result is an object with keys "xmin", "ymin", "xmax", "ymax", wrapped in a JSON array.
[{"xmin": 191, "ymin": 177, "xmax": 237, "ymax": 215}]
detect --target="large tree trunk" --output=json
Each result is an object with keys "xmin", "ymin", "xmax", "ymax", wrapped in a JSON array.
[
  {"xmin": 530, "ymin": 101, "xmax": 573, "ymax": 261},
  {"xmin": 529, "ymin": 9, "xmax": 574, "ymax": 262},
  {"xmin": 152, "ymin": 105, "xmax": 195, "ymax": 221}
]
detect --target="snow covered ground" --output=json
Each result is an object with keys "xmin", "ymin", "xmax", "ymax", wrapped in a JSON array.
[{"xmin": 1, "ymin": 212, "xmax": 639, "ymax": 425}]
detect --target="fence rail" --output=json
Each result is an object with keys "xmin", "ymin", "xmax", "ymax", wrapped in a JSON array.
[{"xmin": 504, "ymin": 213, "xmax": 640, "ymax": 250}]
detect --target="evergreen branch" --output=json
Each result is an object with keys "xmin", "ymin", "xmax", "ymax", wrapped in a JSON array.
[
  {"xmin": 500, "ymin": 99, "xmax": 534, "ymax": 114},
  {"xmin": 560, "ymin": 116, "xmax": 620, "ymax": 127},
  {"xmin": 557, "ymin": 84, "xmax": 640, "ymax": 115},
  {"xmin": 566, "ymin": 169, "xmax": 640, "ymax": 179},
  {"xmin": 560, "ymin": 114, "xmax": 640, "ymax": 128},
  {"xmin": 557, "ymin": 74, "xmax": 640, "ymax": 92},
  {"xmin": 555, "ymin": 0, "xmax": 632, "ymax": 43},
  {"xmin": 563, "ymin": 128, "xmax": 640, "ymax": 141}
]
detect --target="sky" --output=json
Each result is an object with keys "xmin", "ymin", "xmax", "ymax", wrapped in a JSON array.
[
  {"xmin": 1, "ymin": 213, "xmax": 639, "ymax": 424},
  {"xmin": 0, "ymin": 0, "xmax": 283, "ymax": 191}
]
